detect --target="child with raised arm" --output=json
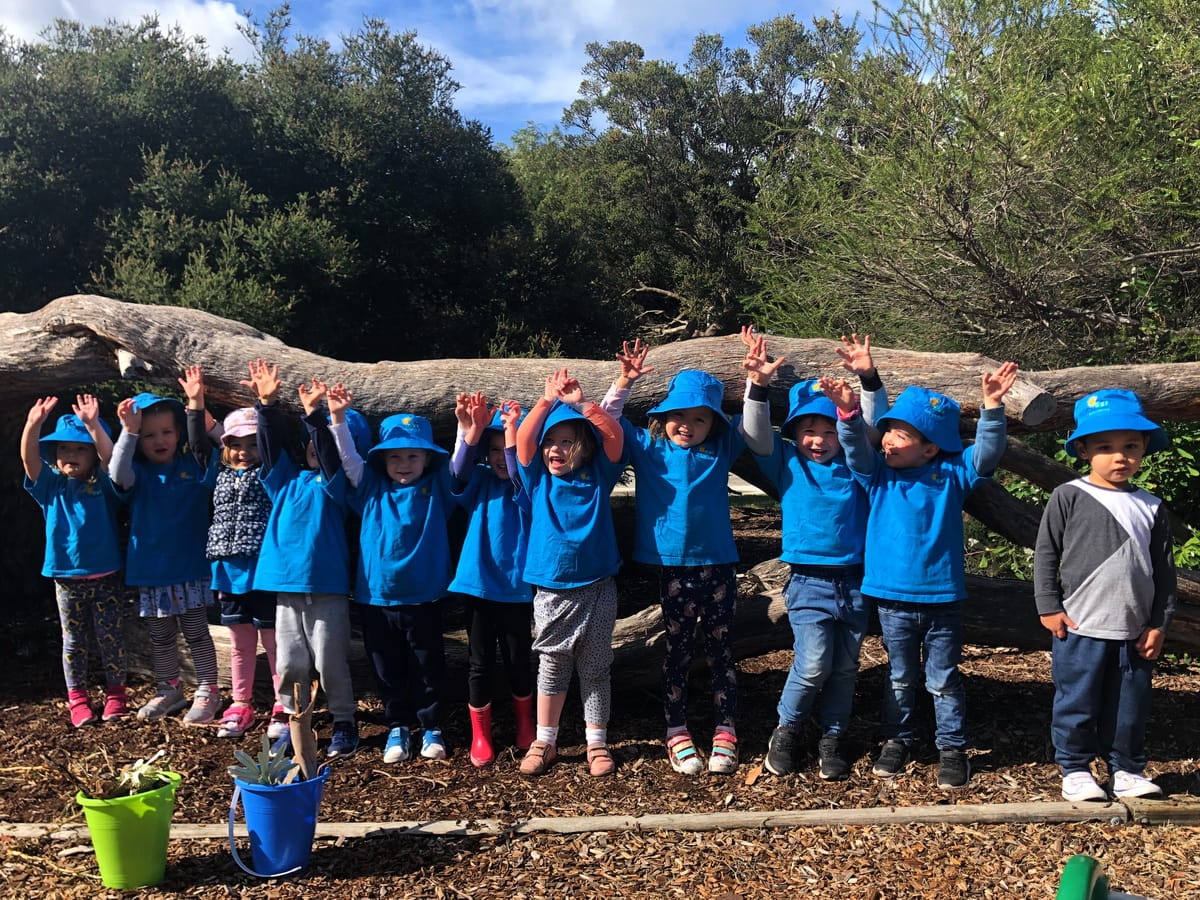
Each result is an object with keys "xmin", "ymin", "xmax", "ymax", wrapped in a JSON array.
[
  {"xmin": 201, "ymin": 388, "xmax": 280, "ymax": 740},
  {"xmin": 22, "ymin": 394, "xmax": 129, "ymax": 727},
  {"xmin": 327, "ymin": 384, "xmax": 454, "ymax": 764},
  {"xmin": 825, "ymin": 361, "xmax": 1018, "ymax": 789},
  {"xmin": 516, "ymin": 369, "xmax": 625, "ymax": 777},
  {"xmin": 1034, "ymin": 390, "xmax": 1176, "ymax": 802},
  {"xmin": 250, "ymin": 361, "xmax": 364, "ymax": 758},
  {"xmin": 450, "ymin": 392, "xmax": 535, "ymax": 766},
  {"xmin": 110, "ymin": 368, "xmax": 221, "ymax": 723},
  {"xmin": 600, "ymin": 335, "xmax": 776, "ymax": 776},
  {"xmin": 745, "ymin": 333, "xmax": 887, "ymax": 781}
]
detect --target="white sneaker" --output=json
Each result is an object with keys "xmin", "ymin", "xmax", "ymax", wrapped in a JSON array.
[
  {"xmin": 1111, "ymin": 770, "xmax": 1163, "ymax": 799},
  {"xmin": 1062, "ymin": 771, "xmax": 1108, "ymax": 802},
  {"xmin": 183, "ymin": 685, "xmax": 222, "ymax": 725}
]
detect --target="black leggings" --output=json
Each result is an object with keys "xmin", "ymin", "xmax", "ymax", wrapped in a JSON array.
[{"xmin": 467, "ymin": 597, "xmax": 533, "ymax": 707}]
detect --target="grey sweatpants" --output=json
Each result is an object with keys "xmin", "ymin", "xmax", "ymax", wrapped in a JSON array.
[
  {"xmin": 274, "ymin": 592, "xmax": 356, "ymax": 722},
  {"xmin": 532, "ymin": 577, "xmax": 618, "ymax": 725}
]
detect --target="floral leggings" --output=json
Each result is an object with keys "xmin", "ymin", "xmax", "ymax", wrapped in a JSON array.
[
  {"xmin": 660, "ymin": 563, "xmax": 737, "ymax": 730},
  {"xmin": 55, "ymin": 572, "xmax": 126, "ymax": 690}
]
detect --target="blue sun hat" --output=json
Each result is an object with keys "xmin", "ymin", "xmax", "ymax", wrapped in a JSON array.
[
  {"xmin": 40, "ymin": 413, "xmax": 112, "ymax": 445},
  {"xmin": 300, "ymin": 407, "xmax": 372, "ymax": 457},
  {"xmin": 367, "ymin": 413, "xmax": 447, "ymax": 461},
  {"xmin": 130, "ymin": 391, "xmax": 184, "ymax": 415},
  {"xmin": 877, "ymin": 386, "xmax": 963, "ymax": 453},
  {"xmin": 783, "ymin": 380, "xmax": 838, "ymax": 434},
  {"xmin": 540, "ymin": 400, "xmax": 592, "ymax": 440},
  {"xmin": 486, "ymin": 405, "xmax": 527, "ymax": 434},
  {"xmin": 1065, "ymin": 389, "xmax": 1168, "ymax": 458},
  {"xmin": 647, "ymin": 370, "xmax": 730, "ymax": 422}
]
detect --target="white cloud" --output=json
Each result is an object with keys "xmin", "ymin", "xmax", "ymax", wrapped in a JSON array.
[{"xmin": 0, "ymin": 0, "xmax": 254, "ymax": 59}]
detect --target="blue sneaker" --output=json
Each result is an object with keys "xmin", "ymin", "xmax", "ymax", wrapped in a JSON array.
[
  {"xmin": 326, "ymin": 720, "xmax": 359, "ymax": 759},
  {"xmin": 421, "ymin": 728, "xmax": 447, "ymax": 760},
  {"xmin": 269, "ymin": 730, "xmax": 292, "ymax": 758},
  {"xmin": 383, "ymin": 726, "xmax": 410, "ymax": 763}
]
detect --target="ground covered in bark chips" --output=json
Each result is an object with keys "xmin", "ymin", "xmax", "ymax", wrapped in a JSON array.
[{"xmin": 2, "ymin": 506, "xmax": 1199, "ymax": 898}]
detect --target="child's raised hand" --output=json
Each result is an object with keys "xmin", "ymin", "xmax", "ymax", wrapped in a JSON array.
[
  {"xmin": 818, "ymin": 376, "xmax": 858, "ymax": 413},
  {"xmin": 742, "ymin": 335, "xmax": 787, "ymax": 386},
  {"xmin": 738, "ymin": 325, "xmax": 760, "ymax": 351},
  {"xmin": 454, "ymin": 392, "xmax": 473, "ymax": 430},
  {"xmin": 299, "ymin": 378, "xmax": 330, "ymax": 416},
  {"xmin": 615, "ymin": 339, "xmax": 654, "ymax": 384},
  {"xmin": 499, "ymin": 400, "xmax": 523, "ymax": 432},
  {"xmin": 555, "ymin": 369, "xmax": 584, "ymax": 406},
  {"xmin": 178, "ymin": 365, "xmax": 205, "ymax": 407},
  {"xmin": 26, "ymin": 396, "xmax": 58, "ymax": 426},
  {"xmin": 836, "ymin": 333, "xmax": 876, "ymax": 378},
  {"xmin": 72, "ymin": 394, "xmax": 100, "ymax": 425},
  {"xmin": 240, "ymin": 359, "xmax": 282, "ymax": 403},
  {"xmin": 325, "ymin": 382, "xmax": 353, "ymax": 416},
  {"xmin": 981, "ymin": 361, "xmax": 1019, "ymax": 409},
  {"xmin": 543, "ymin": 369, "xmax": 567, "ymax": 403},
  {"xmin": 117, "ymin": 397, "xmax": 142, "ymax": 432}
]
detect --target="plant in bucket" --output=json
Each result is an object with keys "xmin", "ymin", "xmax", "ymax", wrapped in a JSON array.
[
  {"xmin": 74, "ymin": 749, "xmax": 181, "ymax": 889},
  {"xmin": 228, "ymin": 680, "xmax": 330, "ymax": 879}
]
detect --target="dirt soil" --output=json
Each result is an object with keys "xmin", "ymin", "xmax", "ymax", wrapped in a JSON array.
[{"xmin": 2, "ymin": 506, "xmax": 1199, "ymax": 898}]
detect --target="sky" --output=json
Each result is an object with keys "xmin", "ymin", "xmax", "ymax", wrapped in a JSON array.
[{"xmin": 0, "ymin": 0, "xmax": 876, "ymax": 144}]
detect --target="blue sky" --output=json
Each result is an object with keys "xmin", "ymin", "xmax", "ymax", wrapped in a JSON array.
[{"xmin": 2, "ymin": 0, "xmax": 876, "ymax": 143}]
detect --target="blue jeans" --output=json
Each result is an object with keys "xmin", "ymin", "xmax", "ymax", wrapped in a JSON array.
[
  {"xmin": 1051, "ymin": 631, "xmax": 1153, "ymax": 775},
  {"xmin": 876, "ymin": 598, "xmax": 967, "ymax": 750},
  {"xmin": 776, "ymin": 570, "xmax": 870, "ymax": 736}
]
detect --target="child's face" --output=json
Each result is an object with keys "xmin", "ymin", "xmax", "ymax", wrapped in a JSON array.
[
  {"xmin": 1075, "ymin": 429, "xmax": 1150, "ymax": 489},
  {"xmin": 541, "ymin": 422, "xmax": 581, "ymax": 476},
  {"xmin": 792, "ymin": 415, "xmax": 840, "ymax": 464},
  {"xmin": 384, "ymin": 448, "xmax": 431, "ymax": 485},
  {"xmin": 138, "ymin": 409, "xmax": 180, "ymax": 464},
  {"xmin": 486, "ymin": 431, "xmax": 510, "ymax": 481},
  {"xmin": 224, "ymin": 434, "xmax": 260, "ymax": 470},
  {"xmin": 881, "ymin": 422, "xmax": 939, "ymax": 469},
  {"xmin": 55, "ymin": 441, "xmax": 97, "ymax": 480},
  {"xmin": 663, "ymin": 406, "xmax": 714, "ymax": 449}
]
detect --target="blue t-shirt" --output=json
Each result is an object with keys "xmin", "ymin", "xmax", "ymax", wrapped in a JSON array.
[
  {"xmin": 349, "ymin": 465, "xmax": 454, "ymax": 605},
  {"xmin": 121, "ymin": 452, "xmax": 218, "ymax": 587},
  {"xmin": 450, "ymin": 465, "xmax": 532, "ymax": 603},
  {"xmin": 621, "ymin": 416, "xmax": 745, "ymax": 566},
  {"xmin": 839, "ymin": 408, "xmax": 1006, "ymax": 603},
  {"xmin": 519, "ymin": 452, "xmax": 624, "ymax": 590},
  {"xmin": 754, "ymin": 433, "xmax": 867, "ymax": 567},
  {"xmin": 212, "ymin": 557, "xmax": 256, "ymax": 594},
  {"xmin": 24, "ymin": 467, "xmax": 124, "ymax": 578},
  {"xmin": 253, "ymin": 452, "xmax": 353, "ymax": 595}
]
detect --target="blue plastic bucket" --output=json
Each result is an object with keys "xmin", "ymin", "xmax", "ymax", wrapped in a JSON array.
[{"xmin": 229, "ymin": 768, "xmax": 329, "ymax": 878}]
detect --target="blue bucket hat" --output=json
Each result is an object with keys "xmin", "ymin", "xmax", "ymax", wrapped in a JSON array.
[
  {"xmin": 131, "ymin": 391, "xmax": 184, "ymax": 415},
  {"xmin": 1065, "ymin": 389, "xmax": 1168, "ymax": 458},
  {"xmin": 367, "ymin": 413, "xmax": 446, "ymax": 461},
  {"xmin": 539, "ymin": 399, "xmax": 603, "ymax": 444},
  {"xmin": 783, "ymin": 380, "xmax": 838, "ymax": 434},
  {"xmin": 304, "ymin": 407, "xmax": 373, "ymax": 458},
  {"xmin": 877, "ymin": 386, "xmax": 963, "ymax": 453},
  {"xmin": 40, "ymin": 413, "xmax": 112, "ymax": 445},
  {"xmin": 647, "ymin": 370, "xmax": 730, "ymax": 422},
  {"xmin": 486, "ymin": 405, "xmax": 527, "ymax": 434}
]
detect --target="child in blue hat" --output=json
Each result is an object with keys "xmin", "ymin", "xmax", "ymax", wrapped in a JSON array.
[
  {"xmin": 515, "ymin": 369, "xmax": 625, "ymax": 777},
  {"xmin": 598, "ymin": 332, "xmax": 779, "ymax": 776},
  {"xmin": 247, "ymin": 361, "xmax": 363, "ymax": 759},
  {"xmin": 449, "ymin": 392, "xmax": 535, "ymax": 766},
  {"xmin": 744, "ymin": 333, "xmax": 888, "ymax": 781},
  {"xmin": 110, "ymin": 368, "xmax": 222, "ymax": 724},
  {"xmin": 824, "ymin": 361, "xmax": 1018, "ymax": 789},
  {"xmin": 327, "ymin": 383, "xmax": 454, "ymax": 764},
  {"xmin": 1034, "ymin": 389, "xmax": 1175, "ymax": 802},
  {"xmin": 22, "ymin": 394, "xmax": 129, "ymax": 727}
]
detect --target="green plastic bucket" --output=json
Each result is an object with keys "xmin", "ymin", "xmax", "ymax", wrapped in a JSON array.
[{"xmin": 76, "ymin": 772, "xmax": 181, "ymax": 889}]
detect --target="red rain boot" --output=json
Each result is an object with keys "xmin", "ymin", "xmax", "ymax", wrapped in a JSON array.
[
  {"xmin": 512, "ymin": 694, "xmax": 536, "ymax": 751},
  {"xmin": 469, "ymin": 704, "xmax": 495, "ymax": 767}
]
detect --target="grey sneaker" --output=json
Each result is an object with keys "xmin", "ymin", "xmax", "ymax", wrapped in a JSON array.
[
  {"xmin": 872, "ymin": 740, "xmax": 910, "ymax": 778},
  {"xmin": 137, "ymin": 683, "xmax": 188, "ymax": 720},
  {"xmin": 183, "ymin": 685, "xmax": 222, "ymax": 725}
]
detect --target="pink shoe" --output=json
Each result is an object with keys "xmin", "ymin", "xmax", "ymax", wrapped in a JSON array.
[
  {"xmin": 68, "ymin": 690, "xmax": 98, "ymax": 728},
  {"xmin": 101, "ymin": 685, "xmax": 130, "ymax": 721},
  {"xmin": 217, "ymin": 703, "xmax": 256, "ymax": 738}
]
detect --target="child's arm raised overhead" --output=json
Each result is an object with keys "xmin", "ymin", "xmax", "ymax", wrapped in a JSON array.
[
  {"xmin": 20, "ymin": 396, "xmax": 57, "ymax": 482},
  {"xmin": 325, "ymin": 382, "xmax": 364, "ymax": 486},
  {"xmin": 837, "ymin": 333, "xmax": 889, "ymax": 426},
  {"xmin": 822, "ymin": 376, "xmax": 876, "ymax": 476},
  {"xmin": 109, "ymin": 397, "xmax": 142, "ymax": 489},
  {"xmin": 972, "ymin": 361, "xmax": 1018, "ymax": 475},
  {"xmin": 741, "ymin": 329, "xmax": 785, "ymax": 456},
  {"xmin": 449, "ymin": 391, "xmax": 489, "ymax": 482},
  {"xmin": 517, "ymin": 373, "xmax": 560, "ymax": 467},
  {"xmin": 73, "ymin": 394, "xmax": 114, "ymax": 471},
  {"xmin": 601, "ymin": 339, "xmax": 653, "ymax": 418},
  {"xmin": 558, "ymin": 369, "xmax": 624, "ymax": 463},
  {"xmin": 179, "ymin": 365, "xmax": 215, "ymax": 462},
  {"xmin": 244, "ymin": 359, "xmax": 286, "ymax": 474}
]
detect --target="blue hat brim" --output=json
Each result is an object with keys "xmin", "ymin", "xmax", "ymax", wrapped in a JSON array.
[
  {"xmin": 540, "ymin": 400, "xmax": 603, "ymax": 442},
  {"xmin": 368, "ymin": 437, "xmax": 447, "ymax": 460},
  {"xmin": 40, "ymin": 419, "xmax": 110, "ymax": 445},
  {"xmin": 1065, "ymin": 417, "xmax": 1169, "ymax": 458},
  {"xmin": 131, "ymin": 392, "xmax": 184, "ymax": 414},
  {"xmin": 646, "ymin": 391, "xmax": 729, "ymax": 422}
]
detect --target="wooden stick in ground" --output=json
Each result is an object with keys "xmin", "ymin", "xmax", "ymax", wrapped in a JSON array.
[{"xmin": 289, "ymin": 680, "xmax": 320, "ymax": 781}]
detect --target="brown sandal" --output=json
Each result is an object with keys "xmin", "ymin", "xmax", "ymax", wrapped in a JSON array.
[
  {"xmin": 519, "ymin": 739, "xmax": 557, "ymax": 777},
  {"xmin": 587, "ymin": 742, "xmax": 616, "ymax": 777}
]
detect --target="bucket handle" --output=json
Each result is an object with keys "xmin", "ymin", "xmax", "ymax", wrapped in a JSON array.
[{"xmin": 228, "ymin": 783, "xmax": 305, "ymax": 880}]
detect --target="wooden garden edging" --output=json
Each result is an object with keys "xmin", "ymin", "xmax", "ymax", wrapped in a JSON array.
[{"xmin": 7, "ymin": 799, "xmax": 1198, "ymax": 842}]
